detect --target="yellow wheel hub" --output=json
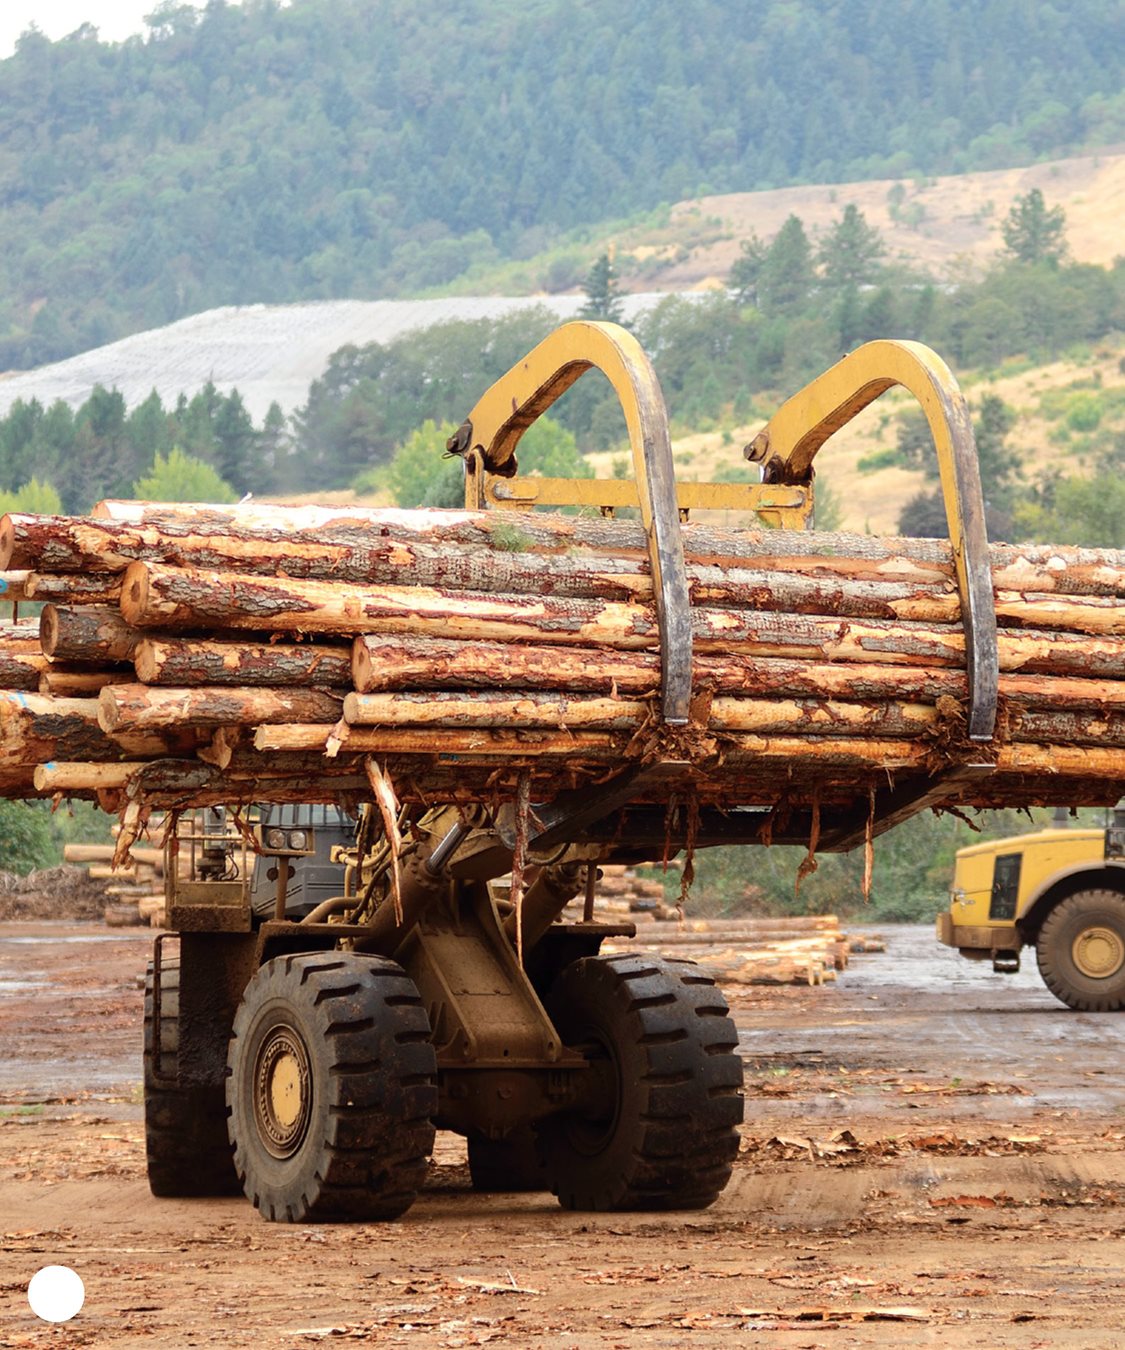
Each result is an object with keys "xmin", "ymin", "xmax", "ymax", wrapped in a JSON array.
[
  {"xmin": 1072, "ymin": 926, "xmax": 1125, "ymax": 980},
  {"xmin": 254, "ymin": 1024, "xmax": 312, "ymax": 1157}
]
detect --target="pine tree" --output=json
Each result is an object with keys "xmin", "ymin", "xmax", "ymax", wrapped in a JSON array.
[
  {"xmin": 818, "ymin": 204, "xmax": 885, "ymax": 291},
  {"xmin": 1001, "ymin": 188, "xmax": 1067, "ymax": 266},
  {"xmin": 758, "ymin": 216, "xmax": 814, "ymax": 315},
  {"xmin": 579, "ymin": 253, "xmax": 626, "ymax": 325}
]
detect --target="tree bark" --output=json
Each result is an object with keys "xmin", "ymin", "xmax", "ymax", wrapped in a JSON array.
[
  {"xmin": 98, "ymin": 683, "xmax": 344, "ymax": 735},
  {"xmin": 89, "ymin": 501, "xmax": 1125, "ymax": 597},
  {"xmin": 0, "ymin": 652, "xmax": 48, "ymax": 690},
  {"xmin": 39, "ymin": 605, "xmax": 145, "ymax": 662},
  {"xmin": 342, "ymin": 690, "xmax": 939, "ymax": 737},
  {"xmin": 25, "ymin": 572, "xmax": 123, "ymax": 604},
  {"xmin": 134, "ymin": 637, "xmax": 352, "ymax": 687}
]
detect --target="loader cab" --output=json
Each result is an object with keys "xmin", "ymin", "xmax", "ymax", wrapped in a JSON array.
[{"xmin": 248, "ymin": 803, "xmax": 356, "ymax": 920}]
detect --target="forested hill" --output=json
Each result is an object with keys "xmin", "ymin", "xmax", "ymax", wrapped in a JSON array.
[{"xmin": 1, "ymin": 0, "xmax": 1122, "ymax": 371}]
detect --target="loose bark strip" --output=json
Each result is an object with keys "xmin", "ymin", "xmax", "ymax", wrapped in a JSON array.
[
  {"xmin": 98, "ymin": 684, "xmax": 344, "ymax": 735},
  {"xmin": 365, "ymin": 759, "xmax": 403, "ymax": 925},
  {"xmin": 40, "ymin": 605, "xmax": 146, "ymax": 662},
  {"xmin": 134, "ymin": 637, "xmax": 353, "ymax": 688}
]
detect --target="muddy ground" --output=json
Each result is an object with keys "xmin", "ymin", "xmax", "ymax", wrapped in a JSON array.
[{"xmin": 3, "ymin": 920, "xmax": 1125, "ymax": 1347}]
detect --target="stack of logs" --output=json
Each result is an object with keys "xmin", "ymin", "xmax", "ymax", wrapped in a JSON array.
[
  {"xmin": 62, "ymin": 842, "xmax": 166, "ymax": 926},
  {"xmin": 0, "ymin": 500, "xmax": 1122, "ymax": 829},
  {"xmin": 575, "ymin": 870, "xmax": 878, "ymax": 986}
]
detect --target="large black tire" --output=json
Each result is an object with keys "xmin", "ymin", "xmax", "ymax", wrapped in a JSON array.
[
  {"xmin": 537, "ymin": 954, "xmax": 744, "ymax": 1211},
  {"xmin": 1036, "ymin": 888, "xmax": 1125, "ymax": 1011},
  {"xmin": 467, "ymin": 1130, "xmax": 548, "ymax": 1193},
  {"xmin": 143, "ymin": 959, "xmax": 241, "ymax": 1197},
  {"xmin": 226, "ymin": 952, "xmax": 437, "ymax": 1222}
]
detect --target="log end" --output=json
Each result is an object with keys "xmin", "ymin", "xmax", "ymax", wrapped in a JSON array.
[
  {"xmin": 97, "ymin": 683, "xmax": 122, "ymax": 734},
  {"xmin": 39, "ymin": 604, "xmax": 60, "ymax": 657},
  {"xmin": 351, "ymin": 634, "xmax": 373, "ymax": 693},
  {"xmin": 133, "ymin": 638, "xmax": 158, "ymax": 684},
  {"xmin": 120, "ymin": 561, "xmax": 151, "ymax": 625},
  {"xmin": 0, "ymin": 514, "xmax": 16, "ymax": 571}
]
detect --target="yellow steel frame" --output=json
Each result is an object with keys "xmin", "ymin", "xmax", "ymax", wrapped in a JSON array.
[
  {"xmin": 455, "ymin": 325, "xmax": 995, "ymax": 742},
  {"xmin": 457, "ymin": 320, "xmax": 695, "ymax": 722},
  {"xmin": 746, "ymin": 339, "xmax": 997, "ymax": 740}
]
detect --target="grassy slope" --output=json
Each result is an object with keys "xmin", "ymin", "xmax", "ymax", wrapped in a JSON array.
[{"xmin": 449, "ymin": 150, "xmax": 1125, "ymax": 299}]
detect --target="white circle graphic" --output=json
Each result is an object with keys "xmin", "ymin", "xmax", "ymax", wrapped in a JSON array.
[{"xmin": 27, "ymin": 1265, "xmax": 85, "ymax": 1322}]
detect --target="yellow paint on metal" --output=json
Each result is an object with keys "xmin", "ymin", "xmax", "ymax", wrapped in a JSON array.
[
  {"xmin": 942, "ymin": 827, "xmax": 1119, "ymax": 946},
  {"xmin": 269, "ymin": 1051, "xmax": 303, "ymax": 1128},
  {"xmin": 482, "ymin": 474, "xmax": 807, "ymax": 515},
  {"xmin": 745, "ymin": 338, "xmax": 981, "ymax": 608},
  {"xmin": 1072, "ymin": 925, "xmax": 1125, "ymax": 979}
]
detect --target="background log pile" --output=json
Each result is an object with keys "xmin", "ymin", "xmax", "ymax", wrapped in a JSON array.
[
  {"xmin": 62, "ymin": 842, "xmax": 167, "ymax": 926},
  {"xmin": 0, "ymin": 501, "xmax": 1122, "ymax": 828}
]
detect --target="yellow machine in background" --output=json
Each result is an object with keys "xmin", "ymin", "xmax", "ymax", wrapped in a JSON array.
[{"xmin": 937, "ymin": 808, "xmax": 1125, "ymax": 1009}]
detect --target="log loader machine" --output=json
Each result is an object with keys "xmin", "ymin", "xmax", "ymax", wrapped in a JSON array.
[
  {"xmin": 143, "ymin": 323, "xmax": 1018, "ymax": 1222},
  {"xmin": 938, "ymin": 805, "xmax": 1125, "ymax": 1010}
]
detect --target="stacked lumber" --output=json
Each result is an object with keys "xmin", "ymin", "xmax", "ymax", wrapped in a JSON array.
[
  {"xmin": 607, "ymin": 913, "xmax": 852, "ymax": 987},
  {"xmin": 63, "ymin": 842, "xmax": 166, "ymax": 926},
  {"xmin": 0, "ymin": 502, "xmax": 1122, "ymax": 824}
]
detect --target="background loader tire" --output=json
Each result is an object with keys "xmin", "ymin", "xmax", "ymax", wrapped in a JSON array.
[
  {"xmin": 537, "ymin": 954, "xmax": 744, "ymax": 1212},
  {"xmin": 226, "ymin": 952, "xmax": 437, "ymax": 1222},
  {"xmin": 143, "ymin": 959, "xmax": 241, "ymax": 1197},
  {"xmin": 1036, "ymin": 888, "xmax": 1125, "ymax": 1011}
]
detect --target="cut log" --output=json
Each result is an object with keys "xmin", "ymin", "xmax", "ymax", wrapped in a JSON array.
[
  {"xmin": 119, "ymin": 561, "xmax": 1125, "ymax": 674},
  {"xmin": 40, "ymin": 605, "xmax": 146, "ymax": 662},
  {"xmin": 39, "ymin": 667, "xmax": 133, "ymax": 696},
  {"xmin": 0, "ymin": 571, "xmax": 32, "ymax": 602},
  {"xmin": 89, "ymin": 501, "xmax": 1125, "ymax": 597},
  {"xmin": 342, "ymin": 690, "xmax": 940, "ymax": 738},
  {"xmin": 25, "ymin": 572, "xmax": 122, "ymax": 604},
  {"xmin": 134, "ymin": 637, "xmax": 352, "ymax": 688},
  {"xmin": 0, "ymin": 651, "xmax": 48, "ymax": 691},
  {"xmin": 97, "ymin": 684, "xmax": 344, "ymax": 735}
]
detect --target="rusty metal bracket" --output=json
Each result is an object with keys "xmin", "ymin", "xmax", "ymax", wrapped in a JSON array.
[
  {"xmin": 745, "ymin": 339, "xmax": 998, "ymax": 742},
  {"xmin": 455, "ymin": 320, "xmax": 692, "ymax": 725}
]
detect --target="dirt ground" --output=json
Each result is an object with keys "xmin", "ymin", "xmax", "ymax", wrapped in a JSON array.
[{"xmin": 3, "ymin": 920, "xmax": 1125, "ymax": 1348}]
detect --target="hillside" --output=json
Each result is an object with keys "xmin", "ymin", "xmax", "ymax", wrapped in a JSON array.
[
  {"xmin": 0, "ymin": 293, "xmax": 670, "ymax": 421},
  {"xmin": 621, "ymin": 151, "xmax": 1125, "ymax": 291},
  {"xmin": 0, "ymin": 0, "xmax": 1121, "ymax": 371}
]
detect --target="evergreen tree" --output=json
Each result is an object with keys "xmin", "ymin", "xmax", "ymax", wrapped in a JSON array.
[
  {"xmin": 817, "ymin": 204, "xmax": 885, "ymax": 291},
  {"xmin": 729, "ymin": 234, "xmax": 767, "ymax": 307},
  {"xmin": 579, "ymin": 253, "xmax": 626, "ymax": 325},
  {"xmin": 1001, "ymin": 188, "xmax": 1067, "ymax": 266},
  {"xmin": 758, "ymin": 216, "xmax": 814, "ymax": 315}
]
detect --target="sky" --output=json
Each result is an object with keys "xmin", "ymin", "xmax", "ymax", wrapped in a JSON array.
[{"xmin": 0, "ymin": 2, "xmax": 214, "ymax": 57}]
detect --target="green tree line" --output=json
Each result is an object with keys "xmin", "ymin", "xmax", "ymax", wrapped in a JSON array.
[
  {"xmin": 2, "ymin": 198, "xmax": 1124, "ymax": 520},
  {"xmin": 1, "ymin": 0, "xmax": 1122, "ymax": 368}
]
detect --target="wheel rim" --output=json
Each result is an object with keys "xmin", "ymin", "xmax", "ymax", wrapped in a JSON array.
[
  {"xmin": 561, "ymin": 1035, "xmax": 621, "ymax": 1156},
  {"xmin": 253, "ymin": 1023, "xmax": 312, "ymax": 1158},
  {"xmin": 1072, "ymin": 926, "xmax": 1125, "ymax": 980}
]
